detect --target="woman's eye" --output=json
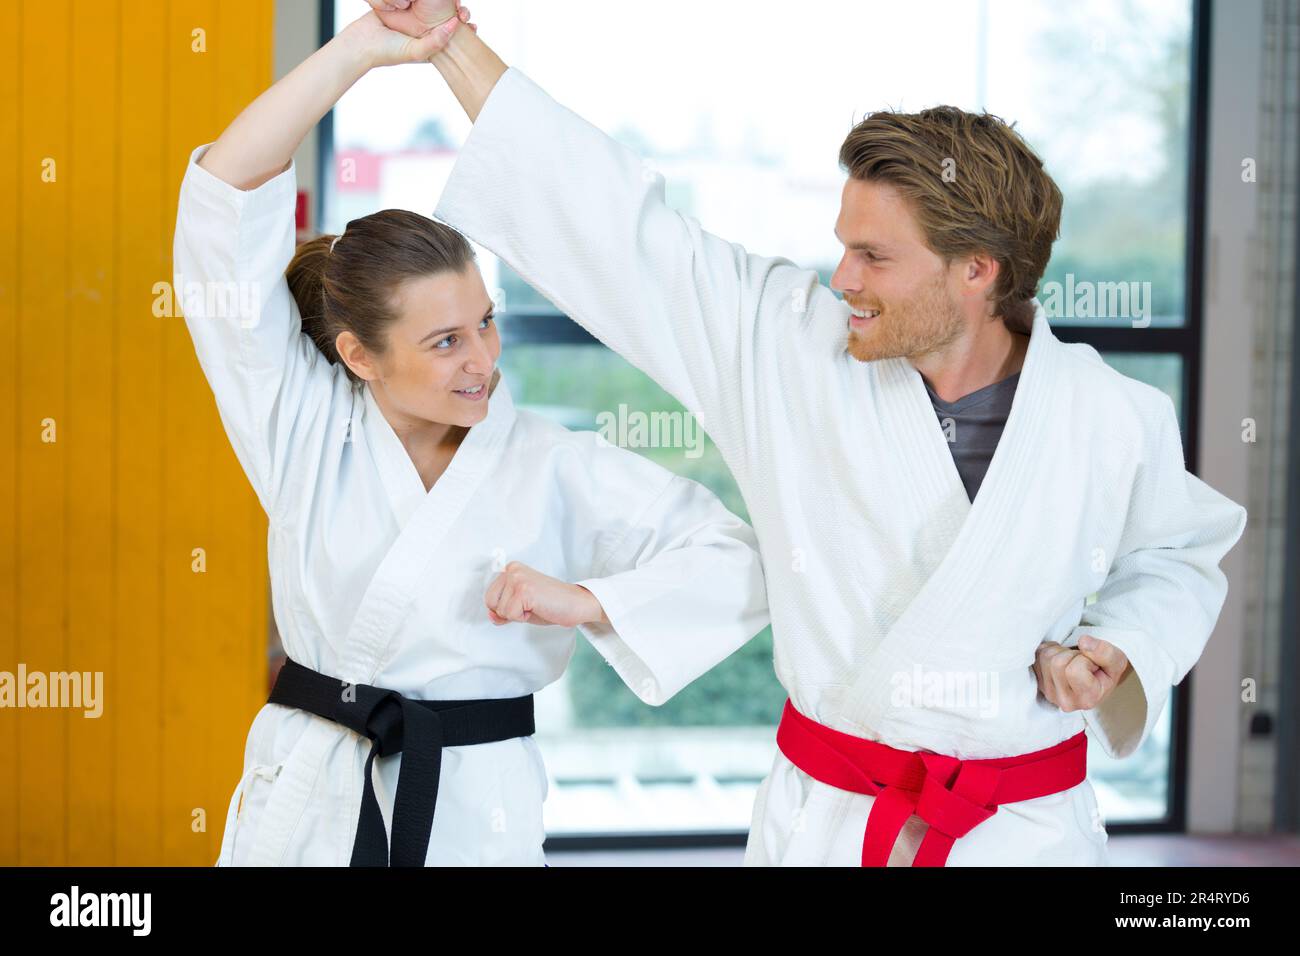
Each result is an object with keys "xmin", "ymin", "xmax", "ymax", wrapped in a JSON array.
[{"xmin": 434, "ymin": 315, "xmax": 493, "ymax": 350}]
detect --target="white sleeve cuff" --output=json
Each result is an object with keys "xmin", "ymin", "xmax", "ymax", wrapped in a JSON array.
[{"xmin": 179, "ymin": 143, "xmax": 298, "ymax": 222}]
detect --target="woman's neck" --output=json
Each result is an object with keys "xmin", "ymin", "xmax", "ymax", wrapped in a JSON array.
[
  {"xmin": 367, "ymin": 368, "xmax": 500, "ymax": 490},
  {"xmin": 369, "ymin": 386, "xmax": 455, "ymax": 445}
]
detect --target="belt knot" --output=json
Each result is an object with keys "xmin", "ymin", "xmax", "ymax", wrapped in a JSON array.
[{"xmin": 914, "ymin": 753, "xmax": 999, "ymax": 840}]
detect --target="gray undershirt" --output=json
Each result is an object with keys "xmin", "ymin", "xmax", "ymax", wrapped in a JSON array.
[{"xmin": 924, "ymin": 371, "xmax": 1021, "ymax": 502}]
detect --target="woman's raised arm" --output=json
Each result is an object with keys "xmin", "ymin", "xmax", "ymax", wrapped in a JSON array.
[
  {"xmin": 200, "ymin": 9, "xmax": 464, "ymax": 190},
  {"xmin": 173, "ymin": 9, "xmax": 467, "ymax": 516}
]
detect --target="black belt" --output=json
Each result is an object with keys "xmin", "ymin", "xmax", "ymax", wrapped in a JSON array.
[{"xmin": 267, "ymin": 657, "xmax": 536, "ymax": 867}]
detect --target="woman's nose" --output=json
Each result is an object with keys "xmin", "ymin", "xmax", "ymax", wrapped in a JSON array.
[{"xmin": 464, "ymin": 335, "xmax": 494, "ymax": 374}]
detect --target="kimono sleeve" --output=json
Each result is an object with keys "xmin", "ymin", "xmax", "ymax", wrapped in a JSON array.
[
  {"xmin": 564, "ymin": 439, "xmax": 770, "ymax": 706},
  {"xmin": 172, "ymin": 143, "xmax": 336, "ymax": 515},
  {"xmin": 434, "ymin": 68, "xmax": 827, "ymax": 470},
  {"xmin": 1067, "ymin": 393, "xmax": 1247, "ymax": 759}
]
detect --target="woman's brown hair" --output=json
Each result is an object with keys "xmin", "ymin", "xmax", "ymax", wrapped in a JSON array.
[
  {"xmin": 286, "ymin": 209, "xmax": 476, "ymax": 383},
  {"xmin": 838, "ymin": 105, "xmax": 1061, "ymax": 334}
]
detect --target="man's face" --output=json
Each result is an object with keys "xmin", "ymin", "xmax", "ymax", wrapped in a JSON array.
[{"xmin": 831, "ymin": 178, "xmax": 965, "ymax": 364}]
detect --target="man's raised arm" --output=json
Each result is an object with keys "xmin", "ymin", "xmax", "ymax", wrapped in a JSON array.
[
  {"xmin": 364, "ymin": 1, "xmax": 506, "ymax": 118},
  {"xmin": 370, "ymin": 2, "xmax": 836, "ymax": 473},
  {"xmin": 429, "ymin": 13, "xmax": 508, "ymax": 119}
]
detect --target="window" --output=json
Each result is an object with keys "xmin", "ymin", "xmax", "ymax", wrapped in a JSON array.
[{"xmin": 323, "ymin": 0, "xmax": 1203, "ymax": 837}]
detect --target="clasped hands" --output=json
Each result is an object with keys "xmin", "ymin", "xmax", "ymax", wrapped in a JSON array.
[{"xmin": 345, "ymin": 0, "xmax": 477, "ymax": 69}]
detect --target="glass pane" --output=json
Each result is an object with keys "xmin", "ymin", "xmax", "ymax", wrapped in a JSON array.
[
  {"xmin": 327, "ymin": 0, "xmax": 1191, "ymax": 333},
  {"xmin": 1090, "ymin": 691, "xmax": 1174, "ymax": 824},
  {"xmin": 1088, "ymin": 351, "xmax": 1184, "ymax": 823},
  {"xmin": 1101, "ymin": 352, "xmax": 1185, "ymax": 431},
  {"xmin": 499, "ymin": 344, "xmax": 784, "ymax": 834},
  {"xmin": 327, "ymin": 0, "xmax": 1194, "ymax": 835}
]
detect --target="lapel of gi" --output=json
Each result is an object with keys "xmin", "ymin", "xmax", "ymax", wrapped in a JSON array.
[
  {"xmin": 838, "ymin": 299, "xmax": 1063, "ymax": 734},
  {"xmin": 248, "ymin": 371, "xmax": 517, "ymax": 865},
  {"xmin": 340, "ymin": 368, "xmax": 517, "ymax": 684}
]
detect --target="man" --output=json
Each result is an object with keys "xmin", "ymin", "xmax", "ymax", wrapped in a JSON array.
[{"xmin": 371, "ymin": 0, "xmax": 1247, "ymax": 866}]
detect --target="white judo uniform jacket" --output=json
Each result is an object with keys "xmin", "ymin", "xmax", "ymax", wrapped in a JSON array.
[
  {"xmin": 173, "ymin": 144, "xmax": 770, "ymax": 866},
  {"xmin": 433, "ymin": 68, "xmax": 1249, "ymax": 866}
]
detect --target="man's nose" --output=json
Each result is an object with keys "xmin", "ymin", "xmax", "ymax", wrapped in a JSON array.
[{"xmin": 830, "ymin": 253, "xmax": 860, "ymax": 295}]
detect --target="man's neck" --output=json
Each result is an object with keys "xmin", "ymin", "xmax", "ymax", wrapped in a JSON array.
[{"xmin": 911, "ymin": 319, "xmax": 1030, "ymax": 404}]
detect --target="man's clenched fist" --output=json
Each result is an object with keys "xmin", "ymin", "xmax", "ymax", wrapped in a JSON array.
[{"xmin": 1033, "ymin": 635, "xmax": 1131, "ymax": 712}]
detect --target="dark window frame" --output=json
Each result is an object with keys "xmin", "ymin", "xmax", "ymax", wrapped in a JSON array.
[{"xmin": 317, "ymin": 0, "xmax": 1211, "ymax": 850}]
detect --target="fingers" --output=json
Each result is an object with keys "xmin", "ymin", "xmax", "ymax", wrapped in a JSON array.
[
  {"xmin": 1041, "ymin": 643, "xmax": 1112, "ymax": 711},
  {"xmin": 1061, "ymin": 652, "xmax": 1105, "ymax": 708},
  {"xmin": 1037, "ymin": 639, "xmax": 1122, "ymax": 711},
  {"xmin": 1034, "ymin": 641, "xmax": 1069, "ymax": 701},
  {"xmin": 495, "ymin": 573, "xmax": 519, "ymax": 622},
  {"xmin": 1036, "ymin": 642, "xmax": 1078, "ymax": 710},
  {"xmin": 1078, "ymin": 634, "xmax": 1129, "ymax": 682},
  {"xmin": 484, "ymin": 570, "xmax": 506, "ymax": 619},
  {"xmin": 485, "ymin": 562, "xmax": 534, "ymax": 624},
  {"xmin": 498, "ymin": 575, "xmax": 524, "ymax": 621},
  {"xmin": 1046, "ymin": 647, "xmax": 1082, "ymax": 709}
]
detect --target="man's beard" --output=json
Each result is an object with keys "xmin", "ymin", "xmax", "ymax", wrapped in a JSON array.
[{"xmin": 845, "ymin": 273, "xmax": 965, "ymax": 364}]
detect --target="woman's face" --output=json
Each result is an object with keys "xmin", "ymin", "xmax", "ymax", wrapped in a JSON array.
[{"xmin": 342, "ymin": 264, "xmax": 502, "ymax": 431}]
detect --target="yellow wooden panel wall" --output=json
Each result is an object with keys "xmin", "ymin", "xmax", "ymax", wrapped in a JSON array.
[{"xmin": 0, "ymin": 0, "xmax": 274, "ymax": 865}]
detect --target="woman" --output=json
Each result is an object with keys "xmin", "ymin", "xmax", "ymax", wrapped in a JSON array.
[{"xmin": 175, "ymin": 7, "xmax": 769, "ymax": 866}]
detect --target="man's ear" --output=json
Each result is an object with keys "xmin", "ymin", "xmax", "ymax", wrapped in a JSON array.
[
  {"xmin": 958, "ymin": 252, "xmax": 1000, "ymax": 300},
  {"xmin": 967, "ymin": 252, "xmax": 993, "ymax": 290}
]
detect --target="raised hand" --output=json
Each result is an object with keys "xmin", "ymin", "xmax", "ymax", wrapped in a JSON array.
[
  {"xmin": 484, "ymin": 562, "xmax": 609, "ymax": 628},
  {"xmin": 1033, "ymin": 635, "xmax": 1131, "ymax": 712},
  {"xmin": 344, "ymin": 8, "xmax": 463, "ymax": 68},
  {"xmin": 363, "ymin": 0, "xmax": 469, "ymax": 37},
  {"xmin": 198, "ymin": 6, "xmax": 464, "ymax": 192}
]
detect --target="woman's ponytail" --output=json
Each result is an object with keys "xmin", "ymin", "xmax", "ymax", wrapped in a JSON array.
[{"xmin": 286, "ymin": 233, "xmax": 341, "ymax": 368}]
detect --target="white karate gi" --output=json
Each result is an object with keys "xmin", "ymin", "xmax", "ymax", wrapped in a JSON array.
[
  {"xmin": 432, "ymin": 68, "xmax": 1248, "ymax": 866},
  {"xmin": 172, "ymin": 143, "xmax": 770, "ymax": 866}
]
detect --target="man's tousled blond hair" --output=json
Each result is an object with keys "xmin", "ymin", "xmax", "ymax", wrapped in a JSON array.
[{"xmin": 838, "ymin": 105, "xmax": 1062, "ymax": 334}]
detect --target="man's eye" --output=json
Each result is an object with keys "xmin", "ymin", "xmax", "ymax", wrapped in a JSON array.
[
  {"xmin": 434, "ymin": 336, "xmax": 456, "ymax": 350},
  {"xmin": 480, "ymin": 314, "xmax": 495, "ymax": 329}
]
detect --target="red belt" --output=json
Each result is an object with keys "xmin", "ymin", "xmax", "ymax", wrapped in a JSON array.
[{"xmin": 775, "ymin": 698, "xmax": 1088, "ymax": 866}]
